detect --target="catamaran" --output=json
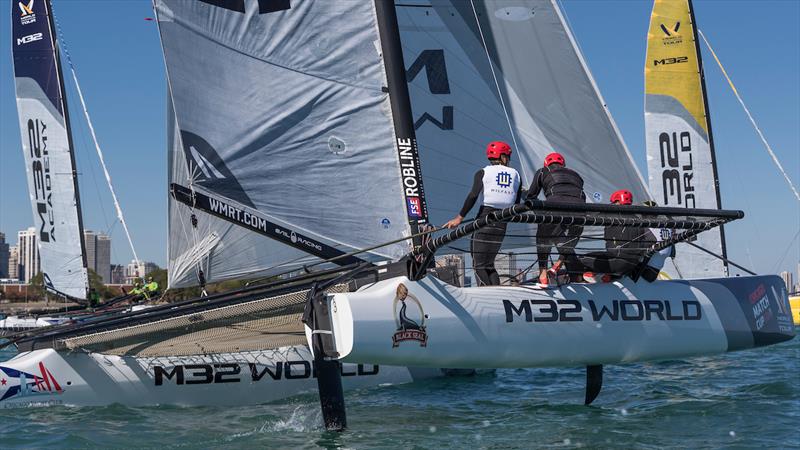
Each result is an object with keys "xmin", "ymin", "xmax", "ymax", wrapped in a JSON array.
[
  {"xmin": 3, "ymin": 0, "xmax": 145, "ymax": 336},
  {"xmin": 0, "ymin": 0, "xmax": 793, "ymax": 431}
]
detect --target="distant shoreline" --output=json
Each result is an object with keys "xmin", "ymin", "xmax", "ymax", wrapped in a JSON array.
[{"xmin": 0, "ymin": 301, "xmax": 81, "ymax": 315}]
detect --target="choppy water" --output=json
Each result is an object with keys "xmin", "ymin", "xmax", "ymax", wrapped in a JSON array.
[{"xmin": 0, "ymin": 335, "xmax": 797, "ymax": 449}]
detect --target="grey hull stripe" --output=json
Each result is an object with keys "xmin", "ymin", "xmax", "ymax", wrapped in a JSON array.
[
  {"xmin": 645, "ymin": 93, "xmax": 709, "ymax": 143},
  {"xmin": 690, "ymin": 280, "xmax": 753, "ymax": 352}
]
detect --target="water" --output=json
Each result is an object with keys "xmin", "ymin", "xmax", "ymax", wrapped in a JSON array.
[{"xmin": 0, "ymin": 336, "xmax": 796, "ymax": 449}]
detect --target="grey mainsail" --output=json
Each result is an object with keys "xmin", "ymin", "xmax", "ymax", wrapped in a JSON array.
[
  {"xmin": 397, "ymin": 0, "xmax": 650, "ymax": 231},
  {"xmin": 11, "ymin": 0, "xmax": 88, "ymax": 299},
  {"xmin": 158, "ymin": 1, "xmax": 417, "ymax": 287}
]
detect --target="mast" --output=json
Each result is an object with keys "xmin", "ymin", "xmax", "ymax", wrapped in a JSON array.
[
  {"xmin": 687, "ymin": 0, "xmax": 728, "ymax": 270},
  {"xmin": 45, "ymin": 0, "xmax": 89, "ymax": 295},
  {"xmin": 374, "ymin": 0, "xmax": 429, "ymax": 251}
]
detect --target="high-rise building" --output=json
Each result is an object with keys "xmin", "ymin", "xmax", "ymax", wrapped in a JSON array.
[
  {"xmin": 796, "ymin": 263, "xmax": 800, "ymax": 293},
  {"xmin": 110, "ymin": 264, "xmax": 126, "ymax": 284},
  {"xmin": 18, "ymin": 227, "xmax": 39, "ymax": 283},
  {"xmin": 96, "ymin": 235, "xmax": 111, "ymax": 283},
  {"xmin": 83, "ymin": 231, "xmax": 112, "ymax": 283},
  {"xmin": 436, "ymin": 254, "xmax": 466, "ymax": 287},
  {"xmin": 126, "ymin": 260, "xmax": 159, "ymax": 283},
  {"xmin": 495, "ymin": 252, "xmax": 518, "ymax": 285},
  {"xmin": 83, "ymin": 231, "xmax": 96, "ymax": 279},
  {"xmin": 8, "ymin": 245, "xmax": 19, "ymax": 280},
  {"xmin": 780, "ymin": 271, "xmax": 794, "ymax": 292},
  {"xmin": 0, "ymin": 232, "xmax": 9, "ymax": 278}
]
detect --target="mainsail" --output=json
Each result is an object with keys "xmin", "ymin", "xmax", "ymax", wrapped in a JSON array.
[
  {"xmin": 163, "ymin": 0, "xmax": 652, "ymax": 286},
  {"xmin": 158, "ymin": 1, "xmax": 422, "ymax": 287},
  {"xmin": 397, "ymin": 0, "xmax": 650, "ymax": 231},
  {"xmin": 11, "ymin": 0, "xmax": 88, "ymax": 299},
  {"xmin": 645, "ymin": 0, "xmax": 727, "ymax": 278}
]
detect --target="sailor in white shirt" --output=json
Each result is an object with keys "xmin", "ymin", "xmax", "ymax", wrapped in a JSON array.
[{"xmin": 444, "ymin": 141, "xmax": 522, "ymax": 286}]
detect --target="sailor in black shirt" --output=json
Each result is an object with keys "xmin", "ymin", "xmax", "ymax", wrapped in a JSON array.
[
  {"xmin": 526, "ymin": 152, "xmax": 585, "ymax": 285},
  {"xmin": 445, "ymin": 141, "xmax": 522, "ymax": 286},
  {"xmin": 580, "ymin": 190, "xmax": 657, "ymax": 282}
]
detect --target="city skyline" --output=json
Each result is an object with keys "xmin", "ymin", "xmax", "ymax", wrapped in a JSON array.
[{"xmin": 0, "ymin": 225, "xmax": 160, "ymax": 285}]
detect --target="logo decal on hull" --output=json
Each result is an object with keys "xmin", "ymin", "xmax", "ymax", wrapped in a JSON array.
[
  {"xmin": 0, "ymin": 362, "xmax": 63, "ymax": 402},
  {"xmin": 392, "ymin": 283, "xmax": 428, "ymax": 348},
  {"xmin": 153, "ymin": 362, "xmax": 379, "ymax": 385},
  {"xmin": 749, "ymin": 284, "xmax": 773, "ymax": 331}
]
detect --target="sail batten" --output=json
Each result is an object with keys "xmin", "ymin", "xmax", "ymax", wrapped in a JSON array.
[
  {"xmin": 11, "ymin": 0, "xmax": 88, "ymax": 299},
  {"xmin": 645, "ymin": 0, "xmax": 727, "ymax": 278},
  {"xmin": 159, "ymin": 1, "xmax": 415, "ymax": 287}
]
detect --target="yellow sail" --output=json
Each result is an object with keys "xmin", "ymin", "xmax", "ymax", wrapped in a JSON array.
[
  {"xmin": 644, "ymin": 0, "xmax": 727, "ymax": 279},
  {"xmin": 645, "ymin": 0, "xmax": 708, "ymax": 135},
  {"xmin": 790, "ymin": 295, "xmax": 800, "ymax": 326}
]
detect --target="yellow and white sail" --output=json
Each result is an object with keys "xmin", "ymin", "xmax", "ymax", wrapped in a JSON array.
[{"xmin": 645, "ymin": 0, "xmax": 727, "ymax": 278}]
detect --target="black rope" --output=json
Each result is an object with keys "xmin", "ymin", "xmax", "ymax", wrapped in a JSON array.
[{"xmin": 685, "ymin": 241, "xmax": 757, "ymax": 276}]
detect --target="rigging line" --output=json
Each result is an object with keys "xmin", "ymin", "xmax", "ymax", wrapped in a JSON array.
[
  {"xmin": 698, "ymin": 29, "xmax": 800, "ymax": 202},
  {"xmin": 248, "ymin": 225, "xmax": 446, "ymax": 286},
  {"xmin": 468, "ymin": 1, "xmax": 526, "ymax": 182},
  {"xmin": 685, "ymin": 241, "xmax": 756, "ymax": 276},
  {"xmin": 53, "ymin": 15, "xmax": 141, "ymax": 264},
  {"xmin": 70, "ymin": 88, "xmax": 113, "ymax": 234},
  {"xmin": 772, "ymin": 227, "xmax": 800, "ymax": 274}
]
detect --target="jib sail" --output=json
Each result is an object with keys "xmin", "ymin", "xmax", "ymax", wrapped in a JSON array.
[
  {"xmin": 157, "ymin": 1, "xmax": 419, "ymax": 287},
  {"xmin": 645, "ymin": 0, "xmax": 727, "ymax": 278},
  {"xmin": 396, "ymin": 0, "xmax": 650, "ymax": 233},
  {"xmin": 11, "ymin": 0, "xmax": 88, "ymax": 299}
]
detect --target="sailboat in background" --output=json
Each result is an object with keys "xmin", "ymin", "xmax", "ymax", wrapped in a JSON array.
[
  {"xmin": 0, "ymin": 0, "xmax": 793, "ymax": 425},
  {"xmin": 5, "ymin": 0, "xmax": 145, "ymax": 335},
  {"xmin": 12, "ymin": 0, "xmax": 90, "ymax": 301},
  {"xmin": 644, "ymin": 0, "xmax": 728, "ymax": 279}
]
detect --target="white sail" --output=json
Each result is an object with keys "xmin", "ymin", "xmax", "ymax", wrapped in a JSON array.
[
  {"xmin": 645, "ymin": 0, "xmax": 727, "ymax": 278},
  {"xmin": 157, "ymin": 1, "xmax": 417, "ymax": 287},
  {"xmin": 397, "ymin": 0, "xmax": 650, "ymax": 231},
  {"xmin": 11, "ymin": 0, "xmax": 87, "ymax": 299}
]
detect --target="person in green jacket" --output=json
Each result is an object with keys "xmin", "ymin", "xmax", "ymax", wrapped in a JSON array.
[
  {"xmin": 144, "ymin": 277, "xmax": 160, "ymax": 299},
  {"xmin": 130, "ymin": 279, "xmax": 143, "ymax": 297}
]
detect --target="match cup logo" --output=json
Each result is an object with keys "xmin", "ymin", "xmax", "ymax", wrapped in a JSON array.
[{"xmin": 391, "ymin": 283, "xmax": 427, "ymax": 348}]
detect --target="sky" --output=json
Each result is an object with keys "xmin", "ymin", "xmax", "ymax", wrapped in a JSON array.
[{"xmin": 0, "ymin": 0, "xmax": 798, "ymax": 277}]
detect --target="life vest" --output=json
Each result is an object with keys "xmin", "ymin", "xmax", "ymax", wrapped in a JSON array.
[
  {"xmin": 541, "ymin": 166, "xmax": 584, "ymax": 200},
  {"xmin": 481, "ymin": 164, "xmax": 520, "ymax": 209}
]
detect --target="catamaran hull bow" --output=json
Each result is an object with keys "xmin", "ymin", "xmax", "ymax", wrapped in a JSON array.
[
  {"xmin": 0, "ymin": 346, "xmax": 439, "ymax": 408},
  {"xmin": 318, "ymin": 275, "xmax": 795, "ymax": 368}
]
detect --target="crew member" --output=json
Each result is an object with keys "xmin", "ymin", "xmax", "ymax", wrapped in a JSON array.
[
  {"xmin": 526, "ymin": 152, "xmax": 586, "ymax": 285},
  {"xmin": 130, "ymin": 279, "xmax": 143, "ymax": 297},
  {"xmin": 581, "ymin": 190, "xmax": 656, "ymax": 282},
  {"xmin": 144, "ymin": 276, "xmax": 160, "ymax": 300},
  {"xmin": 444, "ymin": 141, "xmax": 521, "ymax": 286},
  {"xmin": 636, "ymin": 200, "xmax": 674, "ymax": 282}
]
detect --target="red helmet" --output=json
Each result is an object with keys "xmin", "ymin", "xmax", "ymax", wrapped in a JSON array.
[
  {"xmin": 544, "ymin": 152, "xmax": 565, "ymax": 167},
  {"xmin": 486, "ymin": 141, "xmax": 512, "ymax": 159},
  {"xmin": 610, "ymin": 189, "xmax": 633, "ymax": 205}
]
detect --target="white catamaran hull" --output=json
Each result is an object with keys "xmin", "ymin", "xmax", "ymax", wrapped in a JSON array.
[
  {"xmin": 323, "ymin": 275, "xmax": 795, "ymax": 368},
  {"xmin": 0, "ymin": 346, "xmax": 440, "ymax": 408}
]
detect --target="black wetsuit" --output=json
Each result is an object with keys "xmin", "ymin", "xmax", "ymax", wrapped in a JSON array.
[
  {"xmin": 526, "ymin": 164, "xmax": 586, "ymax": 274},
  {"xmin": 579, "ymin": 226, "xmax": 656, "ymax": 279},
  {"xmin": 460, "ymin": 168, "xmax": 522, "ymax": 286}
]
